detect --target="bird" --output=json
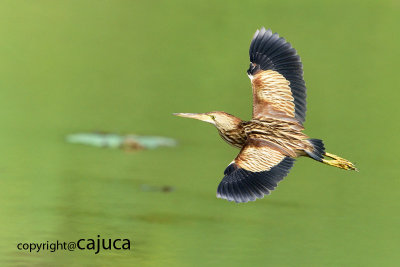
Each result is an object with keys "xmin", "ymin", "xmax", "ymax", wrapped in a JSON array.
[{"xmin": 174, "ymin": 27, "xmax": 357, "ymax": 203}]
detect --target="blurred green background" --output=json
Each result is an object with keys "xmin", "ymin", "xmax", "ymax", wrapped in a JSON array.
[{"xmin": 0, "ymin": 0, "xmax": 399, "ymax": 266}]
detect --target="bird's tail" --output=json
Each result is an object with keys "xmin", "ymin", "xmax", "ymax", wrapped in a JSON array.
[
  {"xmin": 306, "ymin": 139, "xmax": 358, "ymax": 171},
  {"xmin": 306, "ymin": 139, "xmax": 325, "ymax": 161}
]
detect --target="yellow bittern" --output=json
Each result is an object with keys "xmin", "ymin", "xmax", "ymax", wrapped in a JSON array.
[{"xmin": 174, "ymin": 28, "xmax": 357, "ymax": 203}]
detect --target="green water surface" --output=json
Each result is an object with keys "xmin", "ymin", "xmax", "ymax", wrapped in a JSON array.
[{"xmin": 0, "ymin": 1, "xmax": 399, "ymax": 266}]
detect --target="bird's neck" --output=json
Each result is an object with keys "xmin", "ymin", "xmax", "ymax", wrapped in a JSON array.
[{"xmin": 215, "ymin": 120, "xmax": 247, "ymax": 148}]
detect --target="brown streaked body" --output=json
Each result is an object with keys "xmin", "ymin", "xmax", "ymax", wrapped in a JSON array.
[{"xmin": 174, "ymin": 28, "xmax": 357, "ymax": 203}]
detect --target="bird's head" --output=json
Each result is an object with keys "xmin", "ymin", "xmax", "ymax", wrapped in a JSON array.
[{"xmin": 173, "ymin": 111, "xmax": 241, "ymax": 131}]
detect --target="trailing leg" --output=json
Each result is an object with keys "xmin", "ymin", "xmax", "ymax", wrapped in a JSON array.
[
  {"xmin": 306, "ymin": 139, "xmax": 357, "ymax": 171},
  {"xmin": 322, "ymin": 152, "xmax": 358, "ymax": 171}
]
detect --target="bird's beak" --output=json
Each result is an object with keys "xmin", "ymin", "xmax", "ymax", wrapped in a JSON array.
[{"xmin": 173, "ymin": 113, "xmax": 214, "ymax": 124}]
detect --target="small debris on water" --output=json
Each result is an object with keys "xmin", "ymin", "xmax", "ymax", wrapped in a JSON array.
[
  {"xmin": 66, "ymin": 132, "xmax": 177, "ymax": 151},
  {"xmin": 140, "ymin": 184, "xmax": 175, "ymax": 193}
]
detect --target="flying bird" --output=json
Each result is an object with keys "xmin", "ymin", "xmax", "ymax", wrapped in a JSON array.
[{"xmin": 174, "ymin": 28, "xmax": 357, "ymax": 203}]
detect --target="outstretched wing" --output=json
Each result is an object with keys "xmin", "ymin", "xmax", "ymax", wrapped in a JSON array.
[
  {"xmin": 217, "ymin": 138, "xmax": 295, "ymax": 203},
  {"xmin": 248, "ymin": 27, "xmax": 306, "ymax": 124}
]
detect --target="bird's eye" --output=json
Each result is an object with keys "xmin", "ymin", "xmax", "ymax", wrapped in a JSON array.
[{"xmin": 210, "ymin": 115, "xmax": 216, "ymax": 120}]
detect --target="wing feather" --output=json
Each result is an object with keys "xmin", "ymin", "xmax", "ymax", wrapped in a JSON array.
[
  {"xmin": 216, "ymin": 138, "xmax": 295, "ymax": 203},
  {"xmin": 248, "ymin": 27, "xmax": 307, "ymax": 124}
]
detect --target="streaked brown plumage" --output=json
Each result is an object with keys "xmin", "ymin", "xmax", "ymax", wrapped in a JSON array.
[{"xmin": 174, "ymin": 27, "xmax": 357, "ymax": 203}]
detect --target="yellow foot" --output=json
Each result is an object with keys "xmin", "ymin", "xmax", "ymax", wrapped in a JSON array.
[{"xmin": 322, "ymin": 152, "xmax": 358, "ymax": 171}]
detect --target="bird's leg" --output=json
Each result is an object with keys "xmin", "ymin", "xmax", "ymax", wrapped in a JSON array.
[{"xmin": 322, "ymin": 152, "xmax": 358, "ymax": 171}]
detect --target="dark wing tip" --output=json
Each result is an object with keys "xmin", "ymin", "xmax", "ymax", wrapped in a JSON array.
[
  {"xmin": 217, "ymin": 157, "xmax": 295, "ymax": 203},
  {"xmin": 248, "ymin": 27, "xmax": 300, "ymax": 72},
  {"xmin": 247, "ymin": 27, "xmax": 307, "ymax": 124}
]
